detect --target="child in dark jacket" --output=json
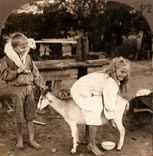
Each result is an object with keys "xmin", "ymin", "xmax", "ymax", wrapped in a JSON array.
[{"xmin": 0, "ymin": 33, "xmax": 45, "ymax": 150}]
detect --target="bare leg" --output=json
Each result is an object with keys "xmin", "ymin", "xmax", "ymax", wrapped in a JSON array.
[
  {"xmin": 15, "ymin": 122, "xmax": 24, "ymax": 149},
  {"xmin": 82, "ymin": 125, "xmax": 89, "ymax": 144},
  {"xmin": 87, "ymin": 125, "xmax": 105, "ymax": 156},
  {"xmin": 115, "ymin": 120, "xmax": 125, "ymax": 150},
  {"xmin": 26, "ymin": 120, "xmax": 41, "ymax": 150}
]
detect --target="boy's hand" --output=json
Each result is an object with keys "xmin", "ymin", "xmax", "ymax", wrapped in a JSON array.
[
  {"xmin": 24, "ymin": 69, "xmax": 31, "ymax": 74},
  {"xmin": 40, "ymin": 86, "xmax": 49, "ymax": 95},
  {"xmin": 17, "ymin": 65, "xmax": 26, "ymax": 74}
]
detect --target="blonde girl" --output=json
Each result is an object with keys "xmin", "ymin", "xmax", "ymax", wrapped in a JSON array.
[{"xmin": 70, "ymin": 57, "xmax": 130, "ymax": 156}]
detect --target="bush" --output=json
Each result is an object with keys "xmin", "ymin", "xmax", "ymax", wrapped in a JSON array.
[{"xmin": 113, "ymin": 42, "xmax": 139, "ymax": 60}]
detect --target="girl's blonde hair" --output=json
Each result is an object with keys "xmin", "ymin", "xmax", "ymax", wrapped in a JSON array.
[{"xmin": 106, "ymin": 56, "xmax": 131, "ymax": 92}]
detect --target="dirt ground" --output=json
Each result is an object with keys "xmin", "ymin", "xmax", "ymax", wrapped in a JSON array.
[{"xmin": 0, "ymin": 60, "xmax": 152, "ymax": 156}]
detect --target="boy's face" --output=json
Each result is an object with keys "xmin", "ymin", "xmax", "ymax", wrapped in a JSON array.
[{"xmin": 14, "ymin": 39, "xmax": 29, "ymax": 56}]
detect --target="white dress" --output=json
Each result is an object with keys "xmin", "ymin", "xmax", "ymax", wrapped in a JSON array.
[{"xmin": 70, "ymin": 72, "xmax": 119, "ymax": 125}]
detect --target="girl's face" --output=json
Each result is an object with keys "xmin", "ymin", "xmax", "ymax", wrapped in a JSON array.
[{"xmin": 116, "ymin": 67, "xmax": 128, "ymax": 81}]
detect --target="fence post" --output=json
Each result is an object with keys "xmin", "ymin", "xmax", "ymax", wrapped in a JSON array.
[
  {"xmin": 76, "ymin": 37, "xmax": 82, "ymax": 62},
  {"xmin": 82, "ymin": 36, "xmax": 89, "ymax": 62}
]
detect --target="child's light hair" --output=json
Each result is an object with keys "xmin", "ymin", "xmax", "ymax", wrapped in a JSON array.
[
  {"xmin": 10, "ymin": 32, "xmax": 28, "ymax": 48},
  {"xmin": 4, "ymin": 32, "xmax": 35, "ymax": 67},
  {"xmin": 111, "ymin": 57, "xmax": 130, "ymax": 73},
  {"xmin": 107, "ymin": 56, "xmax": 131, "ymax": 92}
]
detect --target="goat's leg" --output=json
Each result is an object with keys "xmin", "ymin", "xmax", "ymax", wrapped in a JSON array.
[
  {"xmin": 115, "ymin": 120, "xmax": 125, "ymax": 150},
  {"xmin": 69, "ymin": 122, "xmax": 78, "ymax": 154},
  {"xmin": 76, "ymin": 125, "xmax": 80, "ymax": 143}
]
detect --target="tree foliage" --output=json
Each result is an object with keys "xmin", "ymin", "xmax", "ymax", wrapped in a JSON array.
[{"xmin": 0, "ymin": 0, "xmax": 152, "ymax": 59}]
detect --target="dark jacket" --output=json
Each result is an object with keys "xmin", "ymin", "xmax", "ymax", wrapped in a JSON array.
[{"xmin": 0, "ymin": 54, "xmax": 43, "ymax": 88}]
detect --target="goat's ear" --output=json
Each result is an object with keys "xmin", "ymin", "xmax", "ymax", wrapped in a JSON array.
[
  {"xmin": 40, "ymin": 98, "xmax": 50, "ymax": 110},
  {"xmin": 37, "ymin": 95, "xmax": 43, "ymax": 110}
]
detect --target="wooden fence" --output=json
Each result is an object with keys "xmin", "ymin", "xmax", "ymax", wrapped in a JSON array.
[{"xmin": 0, "ymin": 36, "xmax": 109, "ymax": 97}]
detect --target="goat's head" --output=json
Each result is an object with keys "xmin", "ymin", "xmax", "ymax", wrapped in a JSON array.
[
  {"xmin": 37, "ymin": 94, "xmax": 50, "ymax": 110},
  {"xmin": 37, "ymin": 92, "xmax": 55, "ymax": 110}
]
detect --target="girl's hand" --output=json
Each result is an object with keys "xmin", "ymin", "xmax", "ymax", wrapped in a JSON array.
[{"xmin": 105, "ymin": 106, "xmax": 114, "ymax": 112}]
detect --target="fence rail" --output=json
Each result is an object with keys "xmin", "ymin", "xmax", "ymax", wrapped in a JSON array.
[{"xmin": 35, "ymin": 39, "xmax": 77, "ymax": 44}]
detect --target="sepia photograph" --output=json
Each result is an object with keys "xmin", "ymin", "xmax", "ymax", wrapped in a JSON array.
[{"xmin": 0, "ymin": 0, "xmax": 152, "ymax": 156}]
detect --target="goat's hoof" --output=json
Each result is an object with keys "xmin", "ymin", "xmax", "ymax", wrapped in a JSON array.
[
  {"xmin": 116, "ymin": 146, "xmax": 122, "ymax": 151},
  {"xmin": 71, "ymin": 148, "xmax": 76, "ymax": 154}
]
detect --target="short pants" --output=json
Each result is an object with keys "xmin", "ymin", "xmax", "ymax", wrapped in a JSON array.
[{"xmin": 11, "ymin": 85, "xmax": 37, "ymax": 122}]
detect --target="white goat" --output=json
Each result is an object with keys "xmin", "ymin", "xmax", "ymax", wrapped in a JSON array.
[{"xmin": 37, "ymin": 92, "xmax": 129, "ymax": 154}]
